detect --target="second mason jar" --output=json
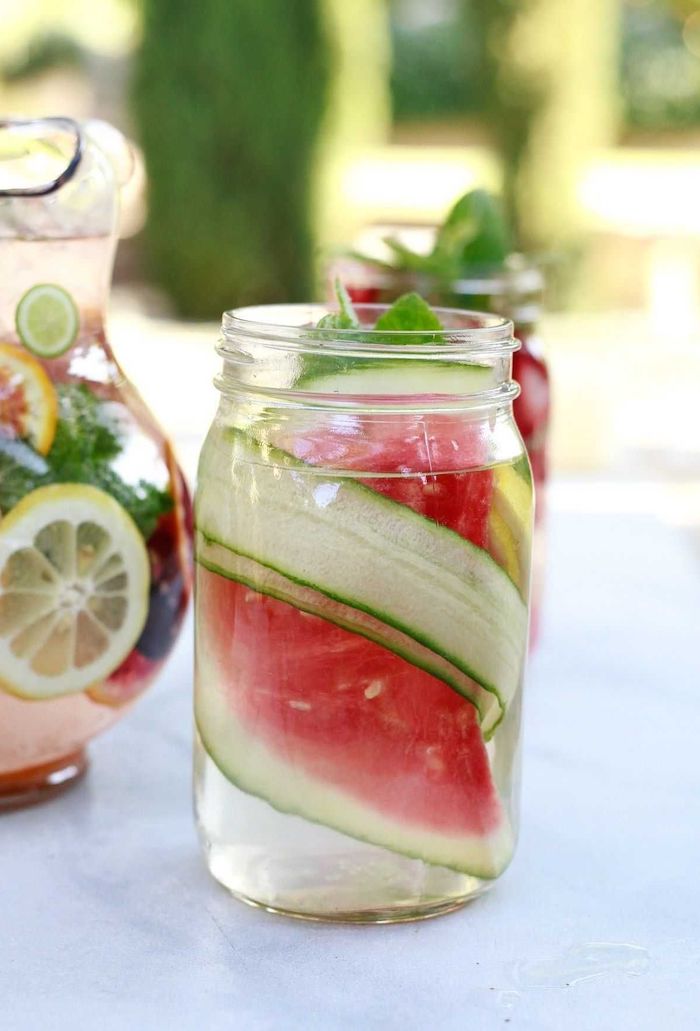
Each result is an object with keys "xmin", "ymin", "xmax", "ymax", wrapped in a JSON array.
[{"xmin": 194, "ymin": 303, "xmax": 533, "ymax": 922}]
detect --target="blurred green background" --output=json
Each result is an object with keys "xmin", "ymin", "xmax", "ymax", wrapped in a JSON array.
[
  {"xmin": 5, "ymin": 0, "xmax": 700, "ymax": 308},
  {"xmin": 2, "ymin": 0, "xmax": 700, "ymax": 500}
]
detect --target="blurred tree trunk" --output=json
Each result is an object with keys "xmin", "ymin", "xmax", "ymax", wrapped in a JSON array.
[
  {"xmin": 471, "ymin": 0, "xmax": 620, "ymax": 254},
  {"xmin": 133, "ymin": 0, "xmax": 330, "ymax": 318},
  {"xmin": 314, "ymin": 0, "xmax": 391, "ymax": 254}
]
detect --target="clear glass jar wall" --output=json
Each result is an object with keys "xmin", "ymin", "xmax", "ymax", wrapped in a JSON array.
[{"xmin": 194, "ymin": 304, "xmax": 533, "ymax": 922}]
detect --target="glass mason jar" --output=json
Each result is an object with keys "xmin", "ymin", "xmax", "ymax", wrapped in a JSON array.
[
  {"xmin": 194, "ymin": 303, "xmax": 533, "ymax": 923},
  {"xmin": 0, "ymin": 117, "xmax": 192, "ymax": 808},
  {"xmin": 328, "ymin": 253, "xmax": 549, "ymax": 642}
]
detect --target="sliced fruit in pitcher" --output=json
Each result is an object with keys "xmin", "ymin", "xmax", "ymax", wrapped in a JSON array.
[
  {"xmin": 0, "ymin": 343, "xmax": 57, "ymax": 454},
  {"xmin": 87, "ymin": 649, "xmax": 162, "ymax": 707},
  {"xmin": 0, "ymin": 483, "xmax": 150, "ymax": 699},
  {"xmin": 15, "ymin": 283, "xmax": 79, "ymax": 359},
  {"xmin": 196, "ymin": 564, "xmax": 514, "ymax": 877},
  {"xmin": 196, "ymin": 430, "xmax": 528, "ymax": 731}
]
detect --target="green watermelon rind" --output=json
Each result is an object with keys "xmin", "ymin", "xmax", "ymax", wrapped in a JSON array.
[
  {"xmin": 196, "ymin": 428, "xmax": 527, "ymax": 732},
  {"xmin": 195, "ymin": 644, "xmax": 515, "ymax": 880},
  {"xmin": 196, "ymin": 534, "xmax": 500, "ymax": 737}
]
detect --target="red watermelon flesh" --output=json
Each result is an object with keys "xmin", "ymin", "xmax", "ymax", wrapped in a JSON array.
[{"xmin": 198, "ymin": 564, "xmax": 509, "ymax": 866}]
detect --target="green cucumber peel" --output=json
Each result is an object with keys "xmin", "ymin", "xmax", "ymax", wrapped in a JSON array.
[
  {"xmin": 196, "ymin": 532, "xmax": 501, "ymax": 737},
  {"xmin": 196, "ymin": 428, "xmax": 528, "ymax": 734},
  {"xmin": 195, "ymin": 712, "xmax": 512, "ymax": 877},
  {"xmin": 194, "ymin": 699, "xmax": 512, "ymax": 877},
  {"xmin": 195, "ymin": 545, "xmax": 515, "ymax": 875}
]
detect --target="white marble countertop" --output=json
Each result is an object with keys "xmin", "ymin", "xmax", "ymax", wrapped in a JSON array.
[{"xmin": 3, "ymin": 488, "xmax": 700, "ymax": 1030}]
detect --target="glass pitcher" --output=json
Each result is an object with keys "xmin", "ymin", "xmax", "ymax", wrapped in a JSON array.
[{"xmin": 0, "ymin": 117, "xmax": 192, "ymax": 808}]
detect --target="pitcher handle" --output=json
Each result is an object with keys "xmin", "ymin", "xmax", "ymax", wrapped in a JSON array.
[{"xmin": 0, "ymin": 116, "xmax": 83, "ymax": 197}]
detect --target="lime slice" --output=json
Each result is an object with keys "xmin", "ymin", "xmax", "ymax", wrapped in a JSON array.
[
  {"xmin": 15, "ymin": 284, "xmax": 79, "ymax": 359},
  {"xmin": 0, "ymin": 484, "xmax": 150, "ymax": 699}
]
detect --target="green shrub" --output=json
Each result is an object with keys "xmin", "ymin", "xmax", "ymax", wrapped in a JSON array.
[
  {"xmin": 390, "ymin": 5, "xmax": 487, "ymax": 123},
  {"xmin": 133, "ymin": 0, "xmax": 329, "ymax": 318}
]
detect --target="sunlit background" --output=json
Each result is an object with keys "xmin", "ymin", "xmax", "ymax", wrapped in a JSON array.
[{"xmin": 2, "ymin": 0, "xmax": 699, "ymax": 535}]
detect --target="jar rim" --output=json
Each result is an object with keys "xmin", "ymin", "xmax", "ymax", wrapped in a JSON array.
[
  {"xmin": 333, "ymin": 255, "xmax": 544, "ymax": 298},
  {"xmin": 220, "ymin": 303, "xmax": 516, "ymax": 357}
]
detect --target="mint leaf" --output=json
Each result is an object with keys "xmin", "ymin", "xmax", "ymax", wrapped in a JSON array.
[
  {"xmin": 432, "ymin": 189, "xmax": 511, "ymax": 268},
  {"xmin": 316, "ymin": 278, "xmax": 359, "ymax": 330},
  {"xmin": 382, "ymin": 236, "xmax": 433, "ymax": 272},
  {"xmin": 48, "ymin": 383, "xmax": 122, "ymax": 475},
  {"xmin": 0, "ymin": 437, "xmax": 50, "ymax": 511},
  {"xmin": 349, "ymin": 189, "xmax": 512, "ymax": 282},
  {"xmin": 48, "ymin": 386, "xmax": 172, "ymax": 539},
  {"xmin": 297, "ymin": 291, "xmax": 447, "ymax": 387},
  {"xmin": 300, "ymin": 289, "xmax": 445, "ymax": 390},
  {"xmin": 0, "ymin": 384, "xmax": 172, "ymax": 540},
  {"xmin": 303, "ymin": 280, "xmax": 363, "ymax": 382},
  {"xmin": 335, "ymin": 279, "xmax": 359, "ymax": 325},
  {"xmin": 374, "ymin": 293, "xmax": 444, "ymax": 335}
]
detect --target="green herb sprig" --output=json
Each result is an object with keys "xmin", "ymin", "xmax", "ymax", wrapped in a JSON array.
[
  {"xmin": 350, "ymin": 188, "xmax": 512, "ymax": 281},
  {"xmin": 0, "ymin": 384, "xmax": 172, "ymax": 539}
]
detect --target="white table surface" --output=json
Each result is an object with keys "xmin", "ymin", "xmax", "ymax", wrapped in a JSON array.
[{"xmin": 3, "ymin": 488, "xmax": 700, "ymax": 1031}]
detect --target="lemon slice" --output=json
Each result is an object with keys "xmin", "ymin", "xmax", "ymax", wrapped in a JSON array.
[
  {"xmin": 15, "ymin": 284, "xmax": 79, "ymax": 359},
  {"xmin": 489, "ymin": 464, "xmax": 534, "ymax": 595},
  {"xmin": 489, "ymin": 508, "xmax": 522, "ymax": 586},
  {"xmin": 0, "ymin": 484, "xmax": 150, "ymax": 699},
  {"xmin": 494, "ymin": 464, "xmax": 533, "ymax": 530},
  {"xmin": 0, "ymin": 342, "xmax": 58, "ymax": 454}
]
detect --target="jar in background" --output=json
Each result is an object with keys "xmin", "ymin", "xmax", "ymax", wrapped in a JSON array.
[{"xmin": 328, "ymin": 253, "xmax": 549, "ymax": 641}]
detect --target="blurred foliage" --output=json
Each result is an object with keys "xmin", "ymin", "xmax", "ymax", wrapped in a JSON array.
[
  {"xmin": 621, "ymin": 0, "xmax": 700, "ymax": 130},
  {"xmin": 468, "ymin": 0, "xmax": 548, "ymax": 247},
  {"xmin": 391, "ymin": 0, "xmax": 700, "ymax": 133},
  {"xmin": 132, "ymin": 0, "xmax": 329, "ymax": 318},
  {"xmin": 314, "ymin": 0, "xmax": 391, "ymax": 249},
  {"xmin": 469, "ymin": 0, "xmax": 618, "ymax": 264},
  {"xmin": 1, "ymin": 32, "xmax": 85, "ymax": 82},
  {"xmin": 389, "ymin": 2, "xmax": 486, "ymax": 121}
]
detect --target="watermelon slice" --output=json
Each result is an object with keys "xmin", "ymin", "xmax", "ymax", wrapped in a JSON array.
[{"xmin": 196, "ymin": 562, "xmax": 514, "ymax": 877}]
